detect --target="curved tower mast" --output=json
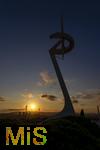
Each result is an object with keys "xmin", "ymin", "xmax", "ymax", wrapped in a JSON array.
[{"xmin": 49, "ymin": 17, "xmax": 75, "ymax": 118}]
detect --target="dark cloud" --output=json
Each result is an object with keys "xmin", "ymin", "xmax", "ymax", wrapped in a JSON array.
[
  {"xmin": 75, "ymin": 94, "xmax": 94, "ymax": 99},
  {"xmin": 72, "ymin": 100, "xmax": 79, "ymax": 104},
  {"xmin": 71, "ymin": 96, "xmax": 79, "ymax": 104},
  {"xmin": 0, "ymin": 96, "xmax": 6, "ymax": 101},
  {"xmin": 74, "ymin": 89, "xmax": 100, "ymax": 101},
  {"xmin": 7, "ymin": 108, "xmax": 24, "ymax": 111},
  {"xmin": 41, "ymin": 94, "xmax": 57, "ymax": 101}
]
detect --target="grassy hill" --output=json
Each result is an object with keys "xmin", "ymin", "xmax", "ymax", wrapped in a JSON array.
[
  {"xmin": 0, "ymin": 114, "xmax": 100, "ymax": 150},
  {"xmin": 42, "ymin": 116, "xmax": 100, "ymax": 150}
]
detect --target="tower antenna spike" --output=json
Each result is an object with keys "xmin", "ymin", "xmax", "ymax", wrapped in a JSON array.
[
  {"xmin": 61, "ymin": 16, "xmax": 65, "ymax": 58},
  {"xmin": 61, "ymin": 16, "xmax": 64, "ymax": 33}
]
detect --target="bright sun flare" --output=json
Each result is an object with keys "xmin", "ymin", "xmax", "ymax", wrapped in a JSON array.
[{"xmin": 29, "ymin": 103, "xmax": 37, "ymax": 111}]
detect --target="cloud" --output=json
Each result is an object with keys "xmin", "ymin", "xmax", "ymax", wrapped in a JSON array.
[
  {"xmin": 74, "ymin": 89, "xmax": 100, "ymax": 101},
  {"xmin": 22, "ymin": 92, "xmax": 34, "ymax": 99},
  {"xmin": 37, "ymin": 71, "xmax": 56, "ymax": 86},
  {"xmin": 7, "ymin": 108, "xmax": 25, "ymax": 112},
  {"xmin": 72, "ymin": 100, "xmax": 79, "ymax": 104},
  {"xmin": 0, "ymin": 96, "xmax": 6, "ymax": 102},
  {"xmin": 65, "ymin": 79, "xmax": 75, "ymax": 85},
  {"xmin": 41, "ymin": 94, "xmax": 58, "ymax": 101},
  {"xmin": 71, "ymin": 96, "xmax": 79, "ymax": 104}
]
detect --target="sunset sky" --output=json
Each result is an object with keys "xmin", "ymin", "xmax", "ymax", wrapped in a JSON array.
[{"xmin": 0, "ymin": 0, "xmax": 100, "ymax": 113}]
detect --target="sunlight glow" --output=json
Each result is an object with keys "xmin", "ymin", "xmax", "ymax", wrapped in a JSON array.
[{"xmin": 29, "ymin": 103, "xmax": 37, "ymax": 111}]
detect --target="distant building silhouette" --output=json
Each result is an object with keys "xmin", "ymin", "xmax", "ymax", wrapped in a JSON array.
[
  {"xmin": 25, "ymin": 105, "xmax": 28, "ymax": 113},
  {"xmin": 80, "ymin": 109, "xmax": 85, "ymax": 117},
  {"xmin": 25, "ymin": 105, "xmax": 28, "ymax": 121},
  {"xmin": 97, "ymin": 105, "xmax": 100, "ymax": 114}
]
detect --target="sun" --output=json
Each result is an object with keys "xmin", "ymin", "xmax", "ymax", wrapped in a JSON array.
[
  {"xmin": 31, "ymin": 104, "xmax": 36, "ymax": 110},
  {"xmin": 29, "ymin": 103, "xmax": 37, "ymax": 111}
]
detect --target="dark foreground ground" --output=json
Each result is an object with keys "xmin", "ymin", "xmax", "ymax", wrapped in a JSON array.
[{"xmin": 0, "ymin": 113, "xmax": 100, "ymax": 150}]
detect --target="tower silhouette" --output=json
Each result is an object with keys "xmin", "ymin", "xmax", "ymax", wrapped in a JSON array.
[
  {"xmin": 49, "ymin": 17, "xmax": 75, "ymax": 118},
  {"xmin": 97, "ymin": 105, "xmax": 100, "ymax": 114}
]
